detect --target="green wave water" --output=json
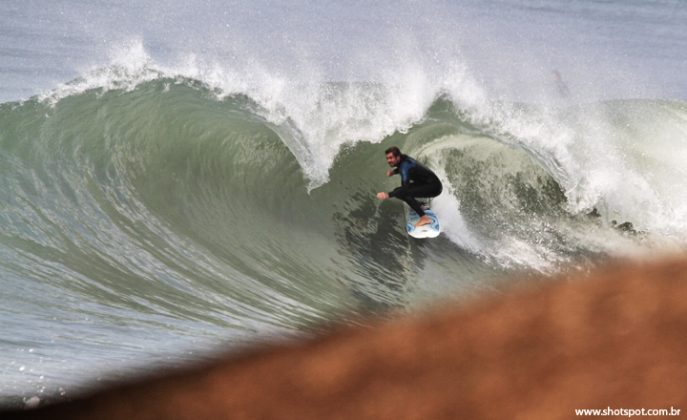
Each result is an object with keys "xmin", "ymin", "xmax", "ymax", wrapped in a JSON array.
[{"xmin": 2, "ymin": 78, "xmax": 686, "ymax": 403}]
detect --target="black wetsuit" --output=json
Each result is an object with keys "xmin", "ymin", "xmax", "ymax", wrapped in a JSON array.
[{"xmin": 388, "ymin": 154, "xmax": 442, "ymax": 217}]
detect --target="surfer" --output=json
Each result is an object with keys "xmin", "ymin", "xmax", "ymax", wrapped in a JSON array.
[{"xmin": 377, "ymin": 146, "xmax": 443, "ymax": 227}]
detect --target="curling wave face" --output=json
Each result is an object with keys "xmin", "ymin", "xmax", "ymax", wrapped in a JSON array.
[{"xmin": 1, "ymin": 78, "xmax": 687, "ymax": 400}]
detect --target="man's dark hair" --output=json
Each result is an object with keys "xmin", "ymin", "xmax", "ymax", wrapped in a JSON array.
[{"xmin": 385, "ymin": 146, "xmax": 401, "ymax": 157}]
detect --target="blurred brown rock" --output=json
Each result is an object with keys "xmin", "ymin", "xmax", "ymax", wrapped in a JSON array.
[{"xmin": 5, "ymin": 256, "xmax": 687, "ymax": 419}]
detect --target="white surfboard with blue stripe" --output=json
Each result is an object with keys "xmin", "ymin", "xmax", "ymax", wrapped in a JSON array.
[{"xmin": 406, "ymin": 207, "xmax": 441, "ymax": 238}]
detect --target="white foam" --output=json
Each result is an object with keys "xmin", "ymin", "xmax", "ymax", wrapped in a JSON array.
[
  {"xmin": 37, "ymin": 40, "xmax": 489, "ymax": 189},
  {"xmin": 39, "ymin": 39, "xmax": 161, "ymax": 104}
]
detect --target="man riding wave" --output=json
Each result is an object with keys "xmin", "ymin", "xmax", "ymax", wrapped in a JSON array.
[{"xmin": 376, "ymin": 146, "xmax": 443, "ymax": 227}]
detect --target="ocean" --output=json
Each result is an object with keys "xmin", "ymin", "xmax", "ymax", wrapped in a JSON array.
[{"xmin": 1, "ymin": 0, "xmax": 686, "ymax": 407}]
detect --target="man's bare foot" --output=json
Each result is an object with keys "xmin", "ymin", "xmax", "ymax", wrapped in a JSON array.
[{"xmin": 415, "ymin": 215, "xmax": 432, "ymax": 228}]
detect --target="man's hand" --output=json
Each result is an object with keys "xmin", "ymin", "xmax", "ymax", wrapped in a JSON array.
[
  {"xmin": 376, "ymin": 192, "xmax": 389, "ymax": 200},
  {"xmin": 386, "ymin": 169, "xmax": 395, "ymax": 177}
]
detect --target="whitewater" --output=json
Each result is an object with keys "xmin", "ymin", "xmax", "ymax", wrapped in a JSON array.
[{"xmin": 1, "ymin": 0, "xmax": 687, "ymax": 406}]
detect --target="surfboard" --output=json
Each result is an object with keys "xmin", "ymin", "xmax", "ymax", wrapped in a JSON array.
[{"xmin": 406, "ymin": 206, "xmax": 441, "ymax": 238}]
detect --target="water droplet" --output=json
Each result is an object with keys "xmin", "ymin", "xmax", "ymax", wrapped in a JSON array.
[{"xmin": 24, "ymin": 396, "xmax": 40, "ymax": 409}]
